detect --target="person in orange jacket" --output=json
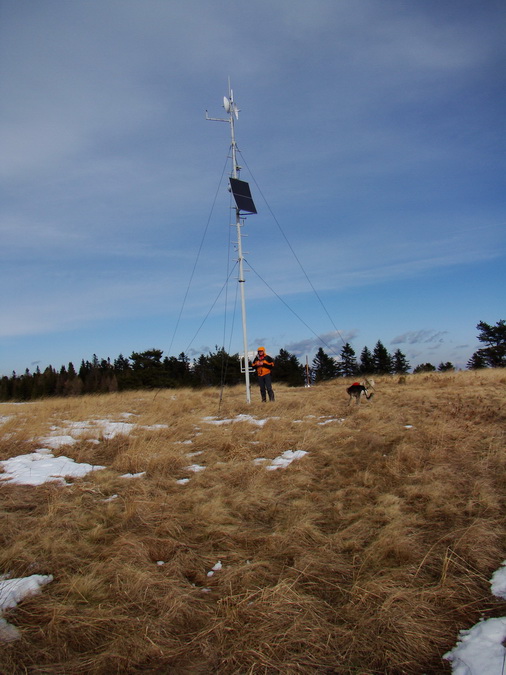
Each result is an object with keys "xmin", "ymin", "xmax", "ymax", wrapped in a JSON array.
[{"xmin": 251, "ymin": 346, "xmax": 275, "ymax": 402}]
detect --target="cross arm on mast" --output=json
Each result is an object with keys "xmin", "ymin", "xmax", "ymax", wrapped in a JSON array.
[{"xmin": 205, "ymin": 111, "xmax": 229, "ymax": 122}]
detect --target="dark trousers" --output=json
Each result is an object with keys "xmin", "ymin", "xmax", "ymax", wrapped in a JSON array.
[{"xmin": 258, "ymin": 374, "xmax": 274, "ymax": 402}]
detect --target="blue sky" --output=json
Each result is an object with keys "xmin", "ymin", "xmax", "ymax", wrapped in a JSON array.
[{"xmin": 1, "ymin": 0, "xmax": 505, "ymax": 376}]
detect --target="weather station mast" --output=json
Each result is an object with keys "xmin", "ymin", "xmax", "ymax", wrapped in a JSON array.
[{"xmin": 206, "ymin": 83, "xmax": 257, "ymax": 403}]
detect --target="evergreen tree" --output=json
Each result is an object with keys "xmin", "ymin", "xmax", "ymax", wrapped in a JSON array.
[
  {"xmin": 130, "ymin": 349, "xmax": 163, "ymax": 370},
  {"xmin": 31, "ymin": 367, "xmax": 45, "ymax": 399},
  {"xmin": 413, "ymin": 363, "xmax": 436, "ymax": 373},
  {"xmin": 359, "ymin": 346, "xmax": 375, "ymax": 374},
  {"xmin": 177, "ymin": 352, "xmax": 192, "ymax": 385},
  {"xmin": 339, "ymin": 343, "xmax": 358, "ymax": 378},
  {"xmin": 193, "ymin": 348, "xmax": 241, "ymax": 387},
  {"xmin": 162, "ymin": 352, "xmax": 193, "ymax": 387},
  {"xmin": 114, "ymin": 354, "xmax": 131, "ymax": 372},
  {"xmin": 274, "ymin": 349, "xmax": 304, "ymax": 386},
  {"xmin": 129, "ymin": 349, "xmax": 169, "ymax": 387},
  {"xmin": 467, "ymin": 351, "xmax": 488, "ymax": 370},
  {"xmin": 468, "ymin": 319, "xmax": 506, "ymax": 368},
  {"xmin": 17, "ymin": 369, "xmax": 33, "ymax": 401},
  {"xmin": 0, "ymin": 376, "xmax": 11, "ymax": 401},
  {"xmin": 438, "ymin": 362, "xmax": 455, "ymax": 372},
  {"xmin": 56, "ymin": 365, "xmax": 68, "ymax": 396},
  {"xmin": 393, "ymin": 349, "xmax": 410, "ymax": 374},
  {"xmin": 64, "ymin": 361, "xmax": 82, "ymax": 395},
  {"xmin": 113, "ymin": 354, "xmax": 132, "ymax": 390},
  {"xmin": 373, "ymin": 340, "xmax": 394, "ymax": 374},
  {"xmin": 41, "ymin": 366, "xmax": 58, "ymax": 397},
  {"xmin": 79, "ymin": 359, "xmax": 90, "ymax": 381},
  {"xmin": 311, "ymin": 347, "xmax": 338, "ymax": 382}
]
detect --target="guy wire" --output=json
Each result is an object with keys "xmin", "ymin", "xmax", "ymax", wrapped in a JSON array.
[
  {"xmin": 168, "ymin": 150, "xmax": 231, "ymax": 357},
  {"xmin": 245, "ymin": 260, "xmax": 343, "ymax": 357},
  {"xmin": 237, "ymin": 148, "xmax": 347, "ymax": 355}
]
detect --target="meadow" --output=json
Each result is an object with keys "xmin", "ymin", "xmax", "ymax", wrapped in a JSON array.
[{"xmin": 1, "ymin": 369, "xmax": 505, "ymax": 674}]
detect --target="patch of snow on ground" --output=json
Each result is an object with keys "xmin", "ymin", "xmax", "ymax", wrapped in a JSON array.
[
  {"xmin": 38, "ymin": 418, "xmax": 168, "ymax": 449},
  {"xmin": 490, "ymin": 561, "xmax": 506, "ymax": 599},
  {"xmin": 41, "ymin": 435, "xmax": 78, "ymax": 448},
  {"xmin": 202, "ymin": 414, "xmax": 277, "ymax": 427},
  {"xmin": 444, "ymin": 617, "xmax": 506, "ymax": 674},
  {"xmin": 0, "ymin": 574, "xmax": 53, "ymax": 643},
  {"xmin": 0, "ymin": 450, "xmax": 105, "ymax": 485},
  {"xmin": 444, "ymin": 558, "xmax": 506, "ymax": 674},
  {"xmin": 185, "ymin": 464, "xmax": 206, "ymax": 473},
  {"xmin": 265, "ymin": 450, "xmax": 308, "ymax": 470},
  {"xmin": 317, "ymin": 417, "xmax": 345, "ymax": 426},
  {"xmin": 207, "ymin": 561, "xmax": 222, "ymax": 577}
]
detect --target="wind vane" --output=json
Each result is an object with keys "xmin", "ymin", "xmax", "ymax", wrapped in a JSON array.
[{"xmin": 206, "ymin": 82, "xmax": 257, "ymax": 403}]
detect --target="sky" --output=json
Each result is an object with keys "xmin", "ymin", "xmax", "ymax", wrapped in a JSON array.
[
  {"xmin": 1, "ymin": 0, "xmax": 505, "ymax": 377},
  {"xmin": 1, "ymin": 406, "xmax": 506, "ymax": 671}
]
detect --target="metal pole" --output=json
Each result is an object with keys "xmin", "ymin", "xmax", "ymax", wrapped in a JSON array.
[
  {"xmin": 228, "ymin": 90, "xmax": 251, "ymax": 404},
  {"xmin": 206, "ymin": 83, "xmax": 252, "ymax": 403}
]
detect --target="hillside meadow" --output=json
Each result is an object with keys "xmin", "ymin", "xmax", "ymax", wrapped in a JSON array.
[{"xmin": 0, "ymin": 369, "xmax": 505, "ymax": 674}]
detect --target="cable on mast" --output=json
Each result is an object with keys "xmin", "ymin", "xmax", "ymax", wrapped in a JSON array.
[{"xmin": 237, "ymin": 148, "xmax": 347, "ymax": 358}]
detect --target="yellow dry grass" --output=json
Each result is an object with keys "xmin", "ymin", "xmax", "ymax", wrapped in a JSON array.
[{"xmin": 1, "ymin": 369, "xmax": 505, "ymax": 674}]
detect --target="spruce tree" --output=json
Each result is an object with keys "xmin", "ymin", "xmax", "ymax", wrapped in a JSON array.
[
  {"xmin": 193, "ymin": 347, "xmax": 241, "ymax": 387},
  {"xmin": 339, "ymin": 343, "xmax": 358, "ymax": 378},
  {"xmin": 438, "ymin": 362, "xmax": 455, "ymax": 372},
  {"xmin": 373, "ymin": 340, "xmax": 394, "ymax": 374},
  {"xmin": 274, "ymin": 349, "xmax": 304, "ymax": 386},
  {"xmin": 393, "ymin": 349, "xmax": 410, "ymax": 374},
  {"xmin": 312, "ymin": 347, "xmax": 338, "ymax": 382},
  {"xmin": 359, "ymin": 346, "xmax": 375, "ymax": 374},
  {"xmin": 114, "ymin": 354, "xmax": 131, "ymax": 372}
]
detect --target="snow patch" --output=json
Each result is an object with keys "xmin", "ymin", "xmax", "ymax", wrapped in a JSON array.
[
  {"xmin": 0, "ymin": 450, "xmax": 105, "ymax": 485},
  {"xmin": 202, "ymin": 414, "xmax": 277, "ymax": 427},
  {"xmin": 0, "ymin": 574, "xmax": 53, "ymax": 643},
  {"xmin": 444, "ymin": 618, "xmax": 506, "ymax": 674},
  {"xmin": 490, "ymin": 561, "xmax": 506, "ymax": 600},
  {"xmin": 265, "ymin": 450, "xmax": 308, "ymax": 470}
]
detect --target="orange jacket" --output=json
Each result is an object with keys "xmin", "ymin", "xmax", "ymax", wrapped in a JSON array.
[{"xmin": 252, "ymin": 353, "xmax": 275, "ymax": 377}]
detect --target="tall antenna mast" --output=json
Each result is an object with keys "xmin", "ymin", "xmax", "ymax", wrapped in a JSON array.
[{"xmin": 206, "ymin": 81, "xmax": 257, "ymax": 403}]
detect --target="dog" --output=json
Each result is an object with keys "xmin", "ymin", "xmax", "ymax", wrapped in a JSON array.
[{"xmin": 347, "ymin": 382, "xmax": 374, "ymax": 404}]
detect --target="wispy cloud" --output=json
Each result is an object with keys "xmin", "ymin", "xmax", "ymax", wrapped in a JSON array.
[
  {"xmin": 391, "ymin": 330, "xmax": 449, "ymax": 346},
  {"xmin": 284, "ymin": 330, "xmax": 358, "ymax": 358}
]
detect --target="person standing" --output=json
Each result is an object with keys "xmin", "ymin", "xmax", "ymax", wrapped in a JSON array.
[{"xmin": 251, "ymin": 347, "xmax": 275, "ymax": 402}]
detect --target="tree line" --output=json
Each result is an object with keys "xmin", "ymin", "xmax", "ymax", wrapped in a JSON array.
[{"xmin": 1, "ymin": 320, "xmax": 504, "ymax": 401}]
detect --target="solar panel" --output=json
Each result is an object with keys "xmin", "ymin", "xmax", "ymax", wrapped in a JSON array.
[{"xmin": 229, "ymin": 177, "xmax": 257, "ymax": 214}]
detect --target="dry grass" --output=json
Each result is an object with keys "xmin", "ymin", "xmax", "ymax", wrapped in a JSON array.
[{"xmin": 1, "ymin": 369, "xmax": 505, "ymax": 674}]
